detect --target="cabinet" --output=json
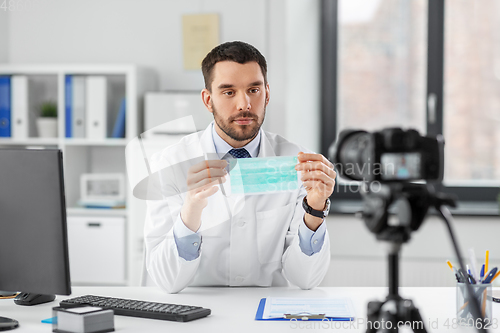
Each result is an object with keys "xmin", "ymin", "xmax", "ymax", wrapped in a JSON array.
[
  {"xmin": 0, "ymin": 64, "xmax": 155, "ymax": 285},
  {"xmin": 67, "ymin": 216, "xmax": 126, "ymax": 285}
]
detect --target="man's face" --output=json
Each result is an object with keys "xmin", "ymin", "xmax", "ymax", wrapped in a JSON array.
[{"xmin": 202, "ymin": 61, "xmax": 270, "ymax": 146}]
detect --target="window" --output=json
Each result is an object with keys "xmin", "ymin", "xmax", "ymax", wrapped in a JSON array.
[
  {"xmin": 321, "ymin": 0, "xmax": 500, "ymax": 208},
  {"xmin": 443, "ymin": 0, "xmax": 500, "ymax": 184},
  {"xmin": 338, "ymin": 0, "xmax": 427, "ymax": 133}
]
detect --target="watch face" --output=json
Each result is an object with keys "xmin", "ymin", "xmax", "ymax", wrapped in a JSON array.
[{"xmin": 324, "ymin": 199, "xmax": 331, "ymax": 216}]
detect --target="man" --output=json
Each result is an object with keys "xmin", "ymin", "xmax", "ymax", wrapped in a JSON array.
[{"xmin": 145, "ymin": 41, "xmax": 336, "ymax": 293}]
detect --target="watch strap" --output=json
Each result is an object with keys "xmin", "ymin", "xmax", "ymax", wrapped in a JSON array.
[{"xmin": 302, "ymin": 197, "xmax": 330, "ymax": 218}]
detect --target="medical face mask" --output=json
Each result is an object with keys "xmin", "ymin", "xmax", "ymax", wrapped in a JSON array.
[{"xmin": 228, "ymin": 156, "xmax": 299, "ymax": 195}]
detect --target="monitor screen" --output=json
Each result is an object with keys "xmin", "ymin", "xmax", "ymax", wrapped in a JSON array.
[{"xmin": 0, "ymin": 149, "xmax": 71, "ymax": 296}]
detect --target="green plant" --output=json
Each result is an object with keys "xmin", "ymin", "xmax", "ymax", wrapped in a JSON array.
[{"xmin": 40, "ymin": 101, "xmax": 57, "ymax": 118}]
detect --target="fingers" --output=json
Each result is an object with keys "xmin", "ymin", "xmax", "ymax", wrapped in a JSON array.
[
  {"xmin": 190, "ymin": 159, "xmax": 228, "ymax": 173},
  {"xmin": 301, "ymin": 170, "xmax": 335, "ymax": 188},
  {"xmin": 187, "ymin": 159, "xmax": 228, "ymax": 191},
  {"xmin": 189, "ymin": 167, "xmax": 227, "ymax": 185},
  {"xmin": 193, "ymin": 184, "xmax": 219, "ymax": 200},
  {"xmin": 295, "ymin": 161, "xmax": 337, "ymax": 179},
  {"xmin": 188, "ymin": 175, "xmax": 226, "ymax": 192},
  {"xmin": 296, "ymin": 152, "xmax": 336, "ymax": 198},
  {"xmin": 302, "ymin": 180, "xmax": 333, "ymax": 196},
  {"xmin": 297, "ymin": 152, "xmax": 334, "ymax": 169}
]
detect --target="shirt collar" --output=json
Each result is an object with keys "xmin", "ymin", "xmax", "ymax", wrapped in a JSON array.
[{"xmin": 211, "ymin": 122, "xmax": 261, "ymax": 159}]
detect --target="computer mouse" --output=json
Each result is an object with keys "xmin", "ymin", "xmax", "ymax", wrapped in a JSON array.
[{"xmin": 14, "ymin": 293, "xmax": 56, "ymax": 306}]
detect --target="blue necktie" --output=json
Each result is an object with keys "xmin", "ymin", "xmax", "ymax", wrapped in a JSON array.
[{"xmin": 228, "ymin": 148, "xmax": 251, "ymax": 159}]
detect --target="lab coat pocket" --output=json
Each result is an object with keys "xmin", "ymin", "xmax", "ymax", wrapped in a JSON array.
[{"xmin": 256, "ymin": 202, "xmax": 295, "ymax": 264}]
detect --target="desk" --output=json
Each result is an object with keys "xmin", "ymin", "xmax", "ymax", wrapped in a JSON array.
[{"xmin": 1, "ymin": 287, "xmax": 498, "ymax": 332}]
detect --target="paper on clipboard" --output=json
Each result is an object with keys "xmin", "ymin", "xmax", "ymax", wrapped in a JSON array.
[{"xmin": 261, "ymin": 297, "xmax": 355, "ymax": 320}]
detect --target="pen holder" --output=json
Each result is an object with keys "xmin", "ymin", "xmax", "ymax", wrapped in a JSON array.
[{"xmin": 456, "ymin": 283, "xmax": 492, "ymax": 327}]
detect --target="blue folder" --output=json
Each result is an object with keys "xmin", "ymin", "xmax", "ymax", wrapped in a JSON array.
[
  {"xmin": 0, "ymin": 76, "xmax": 11, "ymax": 137},
  {"xmin": 255, "ymin": 298, "xmax": 354, "ymax": 321}
]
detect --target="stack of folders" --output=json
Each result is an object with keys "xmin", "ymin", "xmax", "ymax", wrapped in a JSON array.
[
  {"xmin": 65, "ymin": 75, "xmax": 126, "ymax": 139},
  {"xmin": 52, "ymin": 306, "xmax": 114, "ymax": 333}
]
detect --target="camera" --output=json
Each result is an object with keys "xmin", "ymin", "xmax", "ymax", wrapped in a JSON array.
[{"xmin": 329, "ymin": 128, "xmax": 444, "ymax": 182}]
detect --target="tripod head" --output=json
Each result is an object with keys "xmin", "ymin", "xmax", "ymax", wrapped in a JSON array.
[{"xmin": 358, "ymin": 182, "xmax": 457, "ymax": 244}]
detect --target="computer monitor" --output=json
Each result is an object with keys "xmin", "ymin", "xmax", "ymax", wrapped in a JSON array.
[{"xmin": 0, "ymin": 149, "xmax": 71, "ymax": 331}]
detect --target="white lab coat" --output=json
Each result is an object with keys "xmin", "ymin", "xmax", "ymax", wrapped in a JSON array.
[{"xmin": 144, "ymin": 124, "xmax": 331, "ymax": 293}]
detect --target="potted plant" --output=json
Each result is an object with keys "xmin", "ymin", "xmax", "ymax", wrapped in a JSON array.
[{"xmin": 37, "ymin": 101, "xmax": 58, "ymax": 138}]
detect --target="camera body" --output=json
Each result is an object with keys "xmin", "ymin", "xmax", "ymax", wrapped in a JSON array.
[{"xmin": 330, "ymin": 128, "xmax": 444, "ymax": 183}]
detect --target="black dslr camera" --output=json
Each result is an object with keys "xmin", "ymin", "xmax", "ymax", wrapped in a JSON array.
[{"xmin": 329, "ymin": 127, "xmax": 444, "ymax": 183}]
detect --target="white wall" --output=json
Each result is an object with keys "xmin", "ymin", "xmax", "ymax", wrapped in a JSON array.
[
  {"xmin": 0, "ymin": 10, "xmax": 8, "ymax": 62},
  {"xmin": 7, "ymin": 0, "xmax": 266, "ymax": 91},
  {"xmin": 4, "ymin": 0, "xmax": 321, "ymax": 143},
  {"xmin": 322, "ymin": 214, "xmax": 500, "ymax": 287},
  {"xmin": 285, "ymin": 0, "xmax": 321, "ymax": 153}
]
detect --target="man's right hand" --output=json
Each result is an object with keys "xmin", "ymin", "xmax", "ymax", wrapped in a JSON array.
[{"xmin": 180, "ymin": 159, "xmax": 228, "ymax": 232}]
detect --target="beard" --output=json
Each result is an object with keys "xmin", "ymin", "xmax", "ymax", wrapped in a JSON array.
[{"xmin": 212, "ymin": 102, "xmax": 265, "ymax": 142}]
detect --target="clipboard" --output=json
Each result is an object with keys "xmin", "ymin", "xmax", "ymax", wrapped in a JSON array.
[{"xmin": 255, "ymin": 298, "xmax": 355, "ymax": 321}]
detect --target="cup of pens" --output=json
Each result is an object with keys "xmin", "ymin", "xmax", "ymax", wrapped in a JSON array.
[{"xmin": 456, "ymin": 282, "xmax": 492, "ymax": 327}]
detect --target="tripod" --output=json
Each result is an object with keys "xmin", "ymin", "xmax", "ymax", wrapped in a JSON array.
[
  {"xmin": 359, "ymin": 182, "xmax": 484, "ymax": 333},
  {"xmin": 366, "ymin": 240, "xmax": 427, "ymax": 333}
]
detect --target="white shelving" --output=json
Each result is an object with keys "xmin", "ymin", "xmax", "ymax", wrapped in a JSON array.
[{"xmin": 0, "ymin": 64, "xmax": 155, "ymax": 286}]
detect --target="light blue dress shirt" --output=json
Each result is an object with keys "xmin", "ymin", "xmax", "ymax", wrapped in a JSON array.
[{"xmin": 173, "ymin": 123, "xmax": 326, "ymax": 260}]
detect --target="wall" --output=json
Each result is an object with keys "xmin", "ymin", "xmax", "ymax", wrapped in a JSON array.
[
  {"xmin": 3, "ymin": 0, "xmax": 321, "ymax": 146},
  {"xmin": 285, "ymin": 0, "xmax": 320, "ymax": 153},
  {"xmin": 0, "ymin": 10, "xmax": 8, "ymax": 62},
  {"xmin": 7, "ymin": 0, "xmax": 265, "ymax": 90},
  {"xmin": 322, "ymin": 214, "xmax": 500, "ymax": 287}
]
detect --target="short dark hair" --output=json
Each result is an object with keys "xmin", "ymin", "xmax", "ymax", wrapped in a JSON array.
[{"xmin": 201, "ymin": 41, "xmax": 268, "ymax": 92}]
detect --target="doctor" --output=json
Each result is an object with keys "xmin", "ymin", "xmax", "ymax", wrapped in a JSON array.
[{"xmin": 145, "ymin": 41, "xmax": 336, "ymax": 294}]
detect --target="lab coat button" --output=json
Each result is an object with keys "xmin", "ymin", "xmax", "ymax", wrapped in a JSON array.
[
  {"xmin": 239, "ymin": 221, "xmax": 246, "ymax": 227},
  {"xmin": 193, "ymin": 242, "xmax": 199, "ymax": 247},
  {"xmin": 313, "ymin": 239, "xmax": 318, "ymax": 245}
]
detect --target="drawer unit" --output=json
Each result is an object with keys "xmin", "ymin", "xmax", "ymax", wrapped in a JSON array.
[{"xmin": 67, "ymin": 216, "xmax": 126, "ymax": 284}]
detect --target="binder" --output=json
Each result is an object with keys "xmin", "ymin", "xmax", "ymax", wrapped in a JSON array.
[
  {"xmin": 72, "ymin": 76, "xmax": 86, "ymax": 138},
  {"xmin": 255, "ymin": 297, "xmax": 355, "ymax": 321},
  {"xmin": 111, "ymin": 98, "xmax": 126, "ymax": 138},
  {"xmin": 11, "ymin": 75, "xmax": 29, "ymax": 139},
  {"xmin": 65, "ymin": 75, "xmax": 72, "ymax": 137},
  {"xmin": 86, "ymin": 76, "xmax": 107, "ymax": 139},
  {"xmin": 0, "ymin": 75, "xmax": 11, "ymax": 137}
]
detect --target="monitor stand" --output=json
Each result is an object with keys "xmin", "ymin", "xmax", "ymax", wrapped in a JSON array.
[{"xmin": 0, "ymin": 316, "xmax": 19, "ymax": 331}]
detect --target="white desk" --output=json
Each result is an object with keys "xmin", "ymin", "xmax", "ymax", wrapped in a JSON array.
[{"xmin": 1, "ymin": 286, "xmax": 498, "ymax": 332}]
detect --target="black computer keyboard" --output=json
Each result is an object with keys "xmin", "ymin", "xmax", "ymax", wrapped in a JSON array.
[{"xmin": 59, "ymin": 295, "xmax": 211, "ymax": 322}]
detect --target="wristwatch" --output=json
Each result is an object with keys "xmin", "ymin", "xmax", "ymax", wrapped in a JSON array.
[{"xmin": 302, "ymin": 197, "xmax": 331, "ymax": 218}]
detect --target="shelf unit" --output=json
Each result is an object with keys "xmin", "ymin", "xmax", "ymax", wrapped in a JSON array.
[{"xmin": 0, "ymin": 64, "xmax": 155, "ymax": 286}]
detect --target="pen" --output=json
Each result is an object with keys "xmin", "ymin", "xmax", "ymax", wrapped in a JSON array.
[
  {"xmin": 447, "ymin": 261, "xmax": 463, "ymax": 282},
  {"xmin": 485, "ymin": 250, "xmax": 489, "ymax": 275},
  {"xmin": 468, "ymin": 274, "xmax": 476, "ymax": 284},
  {"xmin": 482, "ymin": 267, "xmax": 498, "ymax": 284},
  {"xmin": 458, "ymin": 268, "xmax": 468, "ymax": 284},
  {"xmin": 480, "ymin": 264, "xmax": 485, "ymax": 282},
  {"xmin": 469, "ymin": 248, "xmax": 480, "ymax": 281},
  {"xmin": 446, "ymin": 260, "xmax": 454, "ymax": 271},
  {"xmin": 490, "ymin": 271, "xmax": 500, "ymax": 284}
]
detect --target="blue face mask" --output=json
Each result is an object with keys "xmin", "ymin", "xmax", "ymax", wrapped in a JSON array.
[{"xmin": 229, "ymin": 156, "xmax": 299, "ymax": 195}]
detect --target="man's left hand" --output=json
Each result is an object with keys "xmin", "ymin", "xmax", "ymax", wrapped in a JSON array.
[{"xmin": 295, "ymin": 152, "xmax": 336, "ymax": 230}]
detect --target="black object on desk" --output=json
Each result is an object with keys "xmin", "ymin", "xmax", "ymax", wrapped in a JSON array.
[{"xmin": 59, "ymin": 295, "xmax": 211, "ymax": 322}]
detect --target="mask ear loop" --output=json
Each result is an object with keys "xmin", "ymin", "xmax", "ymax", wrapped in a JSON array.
[{"xmin": 205, "ymin": 160, "xmax": 211, "ymax": 179}]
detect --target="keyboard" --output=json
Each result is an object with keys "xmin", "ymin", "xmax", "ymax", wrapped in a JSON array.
[{"xmin": 59, "ymin": 295, "xmax": 211, "ymax": 322}]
